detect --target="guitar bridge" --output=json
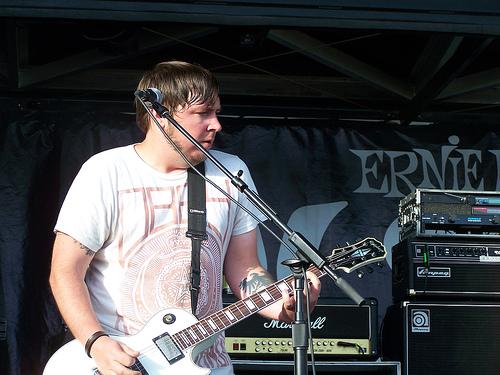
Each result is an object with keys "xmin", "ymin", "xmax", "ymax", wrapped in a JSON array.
[
  {"xmin": 129, "ymin": 359, "xmax": 150, "ymax": 374},
  {"xmin": 92, "ymin": 358, "xmax": 149, "ymax": 375}
]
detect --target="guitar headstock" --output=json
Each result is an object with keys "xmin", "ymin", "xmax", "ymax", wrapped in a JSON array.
[{"xmin": 326, "ymin": 237, "xmax": 387, "ymax": 273}]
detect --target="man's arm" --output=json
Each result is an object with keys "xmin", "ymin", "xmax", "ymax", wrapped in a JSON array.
[
  {"xmin": 223, "ymin": 229, "xmax": 321, "ymax": 323},
  {"xmin": 49, "ymin": 232, "xmax": 139, "ymax": 375}
]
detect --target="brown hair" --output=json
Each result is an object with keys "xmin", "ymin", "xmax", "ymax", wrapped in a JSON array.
[{"xmin": 134, "ymin": 61, "xmax": 219, "ymax": 133}]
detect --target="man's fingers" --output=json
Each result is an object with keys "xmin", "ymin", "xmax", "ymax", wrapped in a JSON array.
[
  {"xmin": 282, "ymin": 290, "xmax": 294, "ymax": 310},
  {"xmin": 120, "ymin": 342, "xmax": 140, "ymax": 358}
]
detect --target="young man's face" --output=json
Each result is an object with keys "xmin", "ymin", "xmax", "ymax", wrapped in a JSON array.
[{"xmin": 165, "ymin": 96, "xmax": 222, "ymax": 165}]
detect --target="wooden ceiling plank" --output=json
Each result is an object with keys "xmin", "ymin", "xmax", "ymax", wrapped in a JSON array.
[
  {"xmin": 438, "ymin": 67, "xmax": 500, "ymax": 99},
  {"xmin": 268, "ymin": 29, "xmax": 413, "ymax": 99},
  {"xmin": 5, "ymin": 21, "xmax": 30, "ymax": 88},
  {"xmin": 411, "ymin": 35, "xmax": 463, "ymax": 91},
  {"xmin": 33, "ymin": 68, "xmax": 397, "ymax": 101},
  {"xmin": 399, "ymin": 36, "xmax": 494, "ymax": 124},
  {"xmin": 18, "ymin": 26, "xmax": 218, "ymax": 88}
]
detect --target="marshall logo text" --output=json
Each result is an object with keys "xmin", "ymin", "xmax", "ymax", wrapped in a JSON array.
[{"xmin": 264, "ymin": 316, "xmax": 326, "ymax": 330}]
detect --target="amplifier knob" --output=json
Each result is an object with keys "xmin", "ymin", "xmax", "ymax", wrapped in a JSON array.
[
  {"xmin": 268, "ymin": 348, "xmax": 273, "ymax": 352},
  {"xmin": 255, "ymin": 348, "xmax": 261, "ymax": 352},
  {"xmin": 255, "ymin": 340, "xmax": 261, "ymax": 345},
  {"xmin": 268, "ymin": 341, "xmax": 273, "ymax": 345}
]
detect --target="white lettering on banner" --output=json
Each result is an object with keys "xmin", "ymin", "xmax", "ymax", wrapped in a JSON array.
[
  {"xmin": 263, "ymin": 316, "xmax": 326, "ymax": 330},
  {"xmin": 351, "ymin": 135, "xmax": 497, "ymax": 197}
]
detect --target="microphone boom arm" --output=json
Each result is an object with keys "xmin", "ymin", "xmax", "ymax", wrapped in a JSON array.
[{"xmin": 145, "ymin": 97, "xmax": 364, "ymax": 305}]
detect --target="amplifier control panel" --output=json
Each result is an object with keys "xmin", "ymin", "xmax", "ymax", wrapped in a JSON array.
[
  {"xmin": 225, "ymin": 337, "xmax": 370, "ymax": 356},
  {"xmin": 413, "ymin": 242, "xmax": 500, "ymax": 262}
]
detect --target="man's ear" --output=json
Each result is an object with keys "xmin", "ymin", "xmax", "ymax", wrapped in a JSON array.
[{"xmin": 152, "ymin": 109, "xmax": 161, "ymax": 119}]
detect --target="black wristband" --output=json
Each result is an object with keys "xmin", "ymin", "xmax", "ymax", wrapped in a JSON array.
[{"xmin": 84, "ymin": 330, "xmax": 109, "ymax": 358}]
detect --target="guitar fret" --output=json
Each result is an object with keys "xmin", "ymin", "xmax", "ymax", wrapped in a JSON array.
[
  {"xmin": 218, "ymin": 311, "xmax": 230, "ymax": 326},
  {"xmin": 213, "ymin": 312, "xmax": 228, "ymax": 328},
  {"xmin": 269, "ymin": 285, "xmax": 282, "ymax": 299},
  {"xmin": 227, "ymin": 304, "xmax": 243, "ymax": 320},
  {"xmin": 199, "ymin": 320, "xmax": 213, "ymax": 335},
  {"xmin": 197, "ymin": 323, "xmax": 208, "ymax": 335},
  {"xmin": 187, "ymin": 328, "xmax": 198, "ymax": 340},
  {"xmin": 250, "ymin": 293, "xmax": 265, "ymax": 308},
  {"xmin": 172, "ymin": 334, "xmax": 187, "ymax": 350},
  {"xmin": 233, "ymin": 302, "xmax": 245, "ymax": 316},
  {"xmin": 192, "ymin": 324, "xmax": 206, "ymax": 341},
  {"xmin": 283, "ymin": 279, "xmax": 294, "ymax": 292},
  {"xmin": 237, "ymin": 300, "xmax": 251, "ymax": 314},
  {"xmin": 277, "ymin": 281, "xmax": 290, "ymax": 293},
  {"xmin": 259, "ymin": 290, "xmax": 272, "ymax": 302},
  {"xmin": 206, "ymin": 319, "xmax": 218, "ymax": 331},
  {"xmin": 224, "ymin": 310, "xmax": 236, "ymax": 321},
  {"xmin": 172, "ymin": 333, "xmax": 184, "ymax": 349},
  {"xmin": 244, "ymin": 299, "xmax": 257, "ymax": 310},
  {"xmin": 180, "ymin": 330, "xmax": 194, "ymax": 345}
]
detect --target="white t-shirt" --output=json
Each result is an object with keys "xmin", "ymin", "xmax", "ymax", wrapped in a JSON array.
[{"xmin": 55, "ymin": 145, "xmax": 262, "ymax": 371}]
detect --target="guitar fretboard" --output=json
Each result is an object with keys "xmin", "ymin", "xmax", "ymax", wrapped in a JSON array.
[
  {"xmin": 172, "ymin": 265, "xmax": 323, "ymax": 350},
  {"xmin": 169, "ymin": 237, "xmax": 383, "ymax": 351}
]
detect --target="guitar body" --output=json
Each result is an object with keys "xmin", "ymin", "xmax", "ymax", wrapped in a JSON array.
[{"xmin": 43, "ymin": 308, "xmax": 214, "ymax": 375}]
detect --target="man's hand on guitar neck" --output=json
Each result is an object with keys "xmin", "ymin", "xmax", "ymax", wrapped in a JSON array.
[
  {"xmin": 274, "ymin": 270, "xmax": 322, "ymax": 323},
  {"xmin": 224, "ymin": 229, "xmax": 322, "ymax": 324}
]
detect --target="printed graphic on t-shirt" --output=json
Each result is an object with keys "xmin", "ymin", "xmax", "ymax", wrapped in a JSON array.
[{"xmin": 114, "ymin": 183, "xmax": 231, "ymax": 368}]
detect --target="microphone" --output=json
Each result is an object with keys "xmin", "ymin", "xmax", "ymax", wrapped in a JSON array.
[{"xmin": 134, "ymin": 88, "xmax": 163, "ymax": 103}]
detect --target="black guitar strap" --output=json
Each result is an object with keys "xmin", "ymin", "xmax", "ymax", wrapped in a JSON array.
[{"xmin": 186, "ymin": 162, "xmax": 207, "ymax": 317}]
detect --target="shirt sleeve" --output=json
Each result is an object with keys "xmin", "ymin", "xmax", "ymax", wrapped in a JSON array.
[{"xmin": 54, "ymin": 156, "xmax": 115, "ymax": 252}]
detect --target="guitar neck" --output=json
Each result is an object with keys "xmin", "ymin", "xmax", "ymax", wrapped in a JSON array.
[
  {"xmin": 170, "ymin": 237, "xmax": 385, "ymax": 351},
  {"xmin": 172, "ymin": 265, "xmax": 324, "ymax": 350}
]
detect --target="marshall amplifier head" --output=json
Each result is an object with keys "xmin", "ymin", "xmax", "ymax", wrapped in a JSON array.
[
  {"xmin": 398, "ymin": 188, "xmax": 500, "ymax": 240},
  {"xmin": 392, "ymin": 238, "xmax": 500, "ymax": 301},
  {"xmin": 223, "ymin": 297, "xmax": 378, "ymax": 359}
]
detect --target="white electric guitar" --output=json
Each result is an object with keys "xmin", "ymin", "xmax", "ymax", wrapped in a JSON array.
[{"xmin": 44, "ymin": 237, "xmax": 386, "ymax": 375}]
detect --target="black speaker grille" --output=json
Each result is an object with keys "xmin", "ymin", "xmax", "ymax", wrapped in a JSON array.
[{"xmin": 404, "ymin": 303, "xmax": 500, "ymax": 375}]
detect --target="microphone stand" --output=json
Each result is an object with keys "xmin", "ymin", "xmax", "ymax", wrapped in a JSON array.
[{"xmin": 142, "ymin": 97, "xmax": 365, "ymax": 375}]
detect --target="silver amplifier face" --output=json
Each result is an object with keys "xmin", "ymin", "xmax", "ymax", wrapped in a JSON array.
[
  {"xmin": 223, "ymin": 298, "xmax": 378, "ymax": 359},
  {"xmin": 399, "ymin": 188, "xmax": 500, "ymax": 240}
]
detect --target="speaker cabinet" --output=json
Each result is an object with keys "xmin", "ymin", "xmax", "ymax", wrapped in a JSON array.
[{"xmin": 382, "ymin": 301, "xmax": 500, "ymax": 375}]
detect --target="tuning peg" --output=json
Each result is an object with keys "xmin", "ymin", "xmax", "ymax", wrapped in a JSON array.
[
  {"xmin": 356, "ymin": 270, "xmax": 365, "ymax": 279},
  {"xmin": 376, "ymin": 262, "xmax": 384, "ymax": 268}
]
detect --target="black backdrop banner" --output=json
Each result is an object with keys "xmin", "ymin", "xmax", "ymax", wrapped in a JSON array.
[{"xmin": 1, "ymin": 99, "xmax": 499, "ymax": 374}]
